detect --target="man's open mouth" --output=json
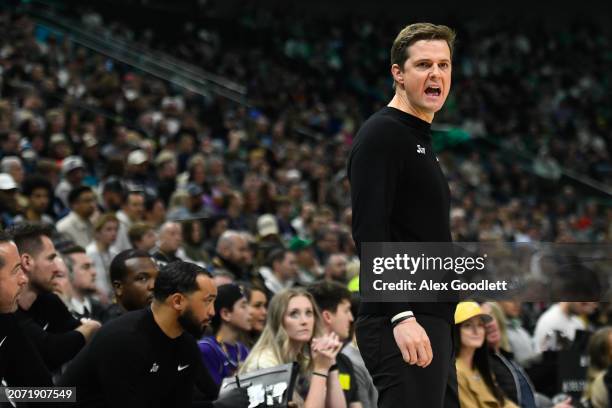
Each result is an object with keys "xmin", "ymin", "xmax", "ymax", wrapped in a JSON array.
[{"xmin": 425, "ymin": 86, "xmax": 441, "ymax": 96}]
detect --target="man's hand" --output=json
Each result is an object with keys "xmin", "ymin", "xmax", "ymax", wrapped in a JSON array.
[
  {"xmin": 392, "ymin": 318, "xmax": 432, "ymax": 368},
  {"xmin": 75, "ymin": 319, "xmax": 101, "ymax": 342}
]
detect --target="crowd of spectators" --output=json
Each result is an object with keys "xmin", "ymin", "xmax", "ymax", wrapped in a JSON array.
[{"xmin": 0, "ymin": 5, "xmax": 611, "ymax": 407}]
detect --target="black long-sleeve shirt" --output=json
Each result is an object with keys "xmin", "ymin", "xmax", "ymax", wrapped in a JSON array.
[
  {"xmin": 58, "ymin": 307, "xmax": 201, "ymax": 408},
  {"xmin": 15, "ymin": 292, "xmax": 85, "ymax": 372},
  {"xmin": 348, "ymin": 106, "xmax": 455, "ymax": 322},
  {"xmin": 0, "ymin": 313, "xmax": 53, "ymax": 387}
]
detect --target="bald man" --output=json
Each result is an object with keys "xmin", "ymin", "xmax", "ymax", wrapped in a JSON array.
[
  {"xmin": 210, "ymin": 230, "xmax": 250, "ymax": 280},
  {"xmin": 153, "ymin": 221, "xmax": 183, "ymax": 267}
]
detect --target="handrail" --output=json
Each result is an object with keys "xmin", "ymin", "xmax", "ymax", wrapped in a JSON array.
[{"xmin": 22, "ymin": 3, "xmax": 248, "ymax": 105}]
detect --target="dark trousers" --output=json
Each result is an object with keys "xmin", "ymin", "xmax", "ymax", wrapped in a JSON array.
[{"xmin": 356, "ymin": 314, "xmax": 459, "ymax": 408}]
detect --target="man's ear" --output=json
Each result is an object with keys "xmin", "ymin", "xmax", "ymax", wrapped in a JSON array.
[
  {"xmin": 391, "ymin": 64, "xmax": 404, "ymax": 87},
  {"xmin": 20, "ymin": 253, "xmax": 33, "ymax": 274},
  {"xmin": 112, "ymin": 280, "xmax": 123, "ymax": 297},
  {"xmin": 321, "ymin": 309, "xmax": 333, "ymax": 326},
  {"xmin": 169, "ymin": 293, "xmax": 186, "ymax": 312}
]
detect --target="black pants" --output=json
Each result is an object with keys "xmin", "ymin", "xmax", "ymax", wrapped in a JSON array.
[{"xmin": 356, "ymin": 314, "xmax": 459, "ymax": 408}]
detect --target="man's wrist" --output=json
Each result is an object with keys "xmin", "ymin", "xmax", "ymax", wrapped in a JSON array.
[{"xmin": 391, "ymin": 311, "xmax": 415, "ymax": 327}]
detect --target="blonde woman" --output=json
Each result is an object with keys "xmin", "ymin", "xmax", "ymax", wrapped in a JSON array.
[{"xmin": 241, "ymin": 288, "xmax": 346, "ymax": 408}]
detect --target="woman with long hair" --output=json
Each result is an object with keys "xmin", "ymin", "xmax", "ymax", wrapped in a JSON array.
[
  {"xmin": 455, "ymin": 301, "xmax": 518, "ymax": 408},
  {"xmin": 241, "ymin": 287, "xmax": 346, "ymax": 408}
]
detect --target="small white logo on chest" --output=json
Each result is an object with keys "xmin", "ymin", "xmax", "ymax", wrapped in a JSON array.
[
  {"xmin": 150, "ymin": 363, "xmax": 159, "ymax": 373},
  {"xmin": 417, "ymin": 145, "xmax": 426, "ymax": 154}
]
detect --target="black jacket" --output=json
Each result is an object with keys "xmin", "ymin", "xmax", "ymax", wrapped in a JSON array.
[{"xmin": 489, "ymin": 348, "xmax": 537, "ymax": 406}]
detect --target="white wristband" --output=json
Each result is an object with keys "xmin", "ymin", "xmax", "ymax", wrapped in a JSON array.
[{"xmin": 390, "ymin": 311, "xmax": 414, "ymax": 324}]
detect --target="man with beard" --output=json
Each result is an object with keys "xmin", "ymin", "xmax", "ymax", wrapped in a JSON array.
[
  {"xmin": 59, "ymin": 261, "xmax": 248, "ymax": 408},
  {"xmin": 11, "ymin": 223, "xmax": 101, "ymax": 372},
  {"xmin": 323, "ymin": 253, "xmax": 348, "ymax": 284},
  {"xmin": 100, "ymin": 249, "xmax": 158, "ymax": 323},
  {"xmin": 62, "ymin": 245, "xmax": 105, "ymax": 320},
  {"xmin": 210, "ymin": 230, "xmax": 250, "ymax": 281}
]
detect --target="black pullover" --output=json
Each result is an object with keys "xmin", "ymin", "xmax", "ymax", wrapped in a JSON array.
[
  {"xmin": 58, "ymin": 307, "xmax": 201, "ymax": 408},
  {"xmin": 348, "ymin": 106, "xmax": 455, "ymax": 323}
]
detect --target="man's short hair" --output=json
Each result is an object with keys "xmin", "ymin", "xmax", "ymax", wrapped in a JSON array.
[
  {"xmin": 21, "ymin": 175, "xmax": 53, "ymax": 197},
  {"xmin": 307, "ymin": 281, "xmax": 352, "ymax": 313},
  {"xmin": 9, "ymin": 223, "xmax": 53, "ymax": 257},
  {"xmin": 216, "ymin": 230, "xmax": 243, "ymax": 253},
  {"xmin": 68, "ymin": 185, "xmax": 94, "ymax": 206},
  {"xmin": 60, "ymin": 245, "xmax": 86, "ymax": 277},
  {"xmin": 266, "ymin": 248, "xmax": 288, "ymax": 269},
  {"xmin": 391, "ymin": 22, "xmax": 456, "ymax": 74},
  {"xmin": 128, "ymin": 222, "xmax": 154, "ymax": 246},
  {"xmin": 109, "ymin": 249, "xmax": 152, "ymax": 282},
  {"xmin": 153, "ymin": 261, "xmax": 211, "ymax": 302}
]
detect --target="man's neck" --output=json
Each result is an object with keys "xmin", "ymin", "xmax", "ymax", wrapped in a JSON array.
[
  {"xmin": 151, "ymin": 302, "xmax": 183, "ymax": 339},
  {"xmin": 17, "ymin": 285, "xmax": 39, "ymax": 310},
  {"xmin": 217, "ymin": 324, "xmax": 238, "ymax": 344},
  {"xmin": 74, "ymin": 211, "xmax": 89, "ymax": 222},
  {"xmin": 72, "ymin": 289, "xmax": 87, "ymax": 303},
  {"xmin": 388, "ymin": 92, "xmax": 434, "ymax": 123},
  {"xmin": 159, "ymin": 248, "xmax": 175, "ymax": 258},
  {"xmin": 26, "ymin": 208, "xmax": 42, "ymax": 221},
  {"xmin": 272, "ymin": 270, "xmax": 291, "ymax": 285}
]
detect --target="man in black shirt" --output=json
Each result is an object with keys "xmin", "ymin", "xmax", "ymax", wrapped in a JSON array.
[
  {"xmin": 59, "ymin": 260, "xmax": 248, "ymax": 408},
  {"xmin": 308, "ymin": 281, "xmax": 362, "ymax": 408},
  {"xmin": 100, "ymin": 249, "xmax": 158, "ymax": 323},
  {"xmin": 0, "ymin": 230, "xmax": 53, "ymax": 389},
  {"xmin": 10, "ymin": 223, "xmax": 100, "ymax": 372},
  {"xmin": 348, "ymin": 23, "xmax": 458, "ymax": 408}
]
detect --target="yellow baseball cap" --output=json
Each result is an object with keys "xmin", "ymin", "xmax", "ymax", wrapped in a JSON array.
[{"xmin": 454, "ymin": 301, "xmax": 493, "ymax": 325}]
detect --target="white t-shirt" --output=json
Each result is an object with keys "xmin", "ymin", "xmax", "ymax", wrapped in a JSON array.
[{"xmin": 533, "ymin": 303, "xmax": 586, "ymax": 352}]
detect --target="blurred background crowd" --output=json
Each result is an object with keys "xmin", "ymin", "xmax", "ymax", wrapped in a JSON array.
[{"xmin": 0, "ymin": 0, "xmax": 611, "ymax": 406}]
